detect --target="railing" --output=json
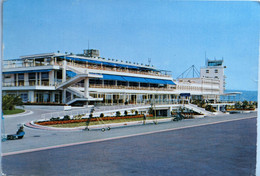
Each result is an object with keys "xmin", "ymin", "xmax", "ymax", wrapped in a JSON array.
[
  {"xmin": 2, "ymin": 80, "xmax": 60, "ymax": 87},
  {"xmin": 66, "ymin": 61, "xmax": 172, "ymax": 78},
  {"xmin": 88, "ymin": 84, "xmax": 174, "ymax": 91},
  {"xmin": 3, "ymin": 58, "xmax": 172, "ymax": 78},
  {"xmin": 3, "ymin": 60, "xmax": 53, "ymax": 69},
  {"xmin": 66, "ymin": 96, "xmax": 72, "ymax": 103},
  {"xmin": 94, "ymin": 99, "xmax": 182, "ymax": 107}
]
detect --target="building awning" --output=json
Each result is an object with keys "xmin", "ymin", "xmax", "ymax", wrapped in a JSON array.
[
  {"xmin": 3, "ymin": 69, "xmax": 52, "ymax": 74},
  {"xmin": 99, "ymin": 74, "xmax": 175, "ymax": 85},
  {"xmin": 101, "ymin": 75, "xmax": 175, "ymax": 85},
  {"xmin": 122, "ymin": 76, "xmax": 148, "ymax": 83},
  {"xmin": 180, "ymin": 93, "xmax": 191, "ymax": 97},
  {"xmin": 163, "ymin": 80, "xmax": 176, "ymax": 85},
  {"xmin": 66, "ymin": 70, "xmax": 77, "ymax": 78},
  {"xmin": 145, "ymin": 78, "xmax": 166, "ymax": 84},
  {"xmin": 67, "ymin": 71, "xmax": 175, "ymax": 85},
  {"xmin": 102, "ymin": 74, "xmax": 126, "ymax": 81}
]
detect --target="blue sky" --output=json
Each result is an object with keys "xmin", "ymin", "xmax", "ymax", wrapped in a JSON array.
[{"xmin": 3, "ymin": 0, "xmax": 260, "ymax": 91}]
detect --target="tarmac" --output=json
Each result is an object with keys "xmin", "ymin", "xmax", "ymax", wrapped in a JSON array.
[
  {"xmin": 1, "ymin": 108, "xmax": 256, "ymax": 154},
  {"xmin": 1, "ymin": 109, "xmax": 257, "ymax": 176}
]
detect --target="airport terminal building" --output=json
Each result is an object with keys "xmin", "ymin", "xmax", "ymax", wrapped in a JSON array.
[{"xmin": 2, "ymin": 49, "xmax": 226, "ymax": 106}]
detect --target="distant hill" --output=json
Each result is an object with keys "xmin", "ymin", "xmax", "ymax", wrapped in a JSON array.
[{"xmin": 225, "ymin": 90, "xmax": 258, "ymax": 102}]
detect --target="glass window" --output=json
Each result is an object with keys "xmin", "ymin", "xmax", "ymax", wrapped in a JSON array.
[
  {"xmin": 106, "ymin": 94, "xmax": 112, "ymax": 99},
  {"xmin": 215, "ymin": 69, "xmax": 218, "ymax": 73},
  {"xmin": 20, "ymin": 94, "xmax": 28, "ymax": 102},
  {"xmin": 41, "ymin": 72, "xmax": 49, "ymax": 80},
  {"xmin": 206, "ymin": 70, "xmax": 209, "ymax": 73},
  {"xmin": 208, "ymin": 61, "xmax": 222, "ymax": 66},
  {"xmin": 43, "ymin": 93, "xmax": 50, "ymax": 102},
  {"xmin": 36, "ymin": 92, "xmax": 50, "ymax": 102},
  {"xmin": 4, "ymin": 74, "xmax": 11, "ymax": 79},
  {"xmin": 29, "ymin": 73, "xmax": 36, "ymax": 80},
  {"xmin": 18, "ymin": 73, "xmax": 24, "ymax": 80}
]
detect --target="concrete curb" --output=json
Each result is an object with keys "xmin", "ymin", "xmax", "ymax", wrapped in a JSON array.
[
  {"xmin": 3, "ymin": 110, "xmax": 33, "ymax": 118},
  {"xmin": 25, "ymin": 118, "xmax": 175, "ymax": 131}
]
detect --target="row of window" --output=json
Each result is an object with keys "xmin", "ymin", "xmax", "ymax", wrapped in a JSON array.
[
  {"xmin": 206, "ymin": 69, "xmax": 219, "ymax": 73},
  {"xmin": 4, "ymin": 72, "xmax": 49, "ymax": 80}
]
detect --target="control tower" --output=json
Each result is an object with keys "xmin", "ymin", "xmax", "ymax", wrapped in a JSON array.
[
  {"xmin": 83, "ymin": 49, "xmax": 100, "ymax": 57},
  {"xmin": 200, "ymin": 59, "xmax": 226, "ymax": 94}
]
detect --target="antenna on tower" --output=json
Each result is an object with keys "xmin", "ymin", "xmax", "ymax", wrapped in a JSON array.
[
  {"xmin": 88, "ymin": 40, "xmax": 90, "ymax": 50},
  {"xmin": 176, "ymin": 65, "xmax": 200, "ymax": 79},
  {"xmin": 148, "ymin": 58, "xmax": 151, "ymax": 66},
  {"xmin": 205, "ymin": 51, "xmax": 207, "ymax": 66}
]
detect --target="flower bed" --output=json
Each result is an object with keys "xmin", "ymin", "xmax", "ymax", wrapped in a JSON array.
[
  {"xmin": 36, "ymin": 114, "xmax": 153, "ymax": 126},
  {"xmin": 226, "ymin": 108, "xmax": 255, "ymax": 111}
]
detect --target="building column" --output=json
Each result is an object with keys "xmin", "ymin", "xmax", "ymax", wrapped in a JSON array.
[
  {"xmin": 16, "ymin": 74, "xmax": 18, "ymax": 86},
  {"xmin": 35, "ymin": 73, "xmax": 38, "ymax": 86},
  {"xmin": 62, "ymin": 89, "xmax": 66, "ymax": 104},
  {"xmin": 39, "ymin": 72, "xmax": 42, "ymax": 86},
  {"xmin": 167, "ymin": 106, "xmax": 172, "ymax": 117},
  {"xmin": 50, "ymin": 57, "xmax": 55, "ymax": 65},
  {"xmin": 51, "ymin": 91, "xmax": 55, "ymax": 102},
  {"xmin": 54, "ymin": 70, "xmax": 57, "ymax": 85},
  {"xmin": 24, "ymin": 73, "xmax": 29, "ymax": 86},
  {"xmin": 71, "ymin": 92, "xmax": 74, "ymax": 102},
  {"xmin": 84, "ymin": 78, "xmax": 89, "ymax": 98},
  {"xmin": 49, "ymin": 70, "xmax": 55, "ymax": 86},
  {"xmin": 62, "ymin": 60, "xmax": 67, "ymax": 83},
  {"xmin": 28, "ymin": 91, "xmax": 34, "ymax": 102}
]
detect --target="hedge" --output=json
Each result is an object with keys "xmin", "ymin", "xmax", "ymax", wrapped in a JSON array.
[{"xmin": 36, "ymin": 114, "xmax": 153, "ymax": 126}]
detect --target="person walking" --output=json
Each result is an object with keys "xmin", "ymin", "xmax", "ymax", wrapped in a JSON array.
[{"xmin": 143, "ymin": 114, "xmax": 146, "ymax": 125}]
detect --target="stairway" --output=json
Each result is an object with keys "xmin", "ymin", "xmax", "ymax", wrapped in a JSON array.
[{"xmin": 183, "ymin": 104, "xmax": 214, "ymax": 116}]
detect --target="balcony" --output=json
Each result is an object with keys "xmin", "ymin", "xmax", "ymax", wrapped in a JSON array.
[
  {"xmin": 2, "ymin": 80, "xmax": 58, "ymax": 87},
  {"xmin": 88, "ymin": 84, "xmax": 174, "ymax": 91},
  {"xmin": 3, "ymin": 60, "xmax": 53, "ymax": 69},
  {"xmin": 66, "ymin": 61, "xmax": 172, "ymax": 78}
]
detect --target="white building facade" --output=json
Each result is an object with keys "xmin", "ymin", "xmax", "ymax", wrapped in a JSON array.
[
  {"xmin": 200, "ymin": 59, "xmax": 226, "ymax": 94},
  {"xmin": 2, "ymin": 49, "xmax": 226, "ymax": 106}
]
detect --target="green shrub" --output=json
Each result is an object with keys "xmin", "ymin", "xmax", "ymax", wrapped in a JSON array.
[
  {"xmin": 235, "ymin": 102, "xmax": 242, "ymax": 109},
  {"xmin": 116, "ymin": 111, "xmax": 121, "ymax": 117},
  {"xmin": 148, "ymin": 107, "xmax": 154, "ymax": 115},
  {"xmin": 100, "ymin": 113, "xmax": 104, "ymax": 118},
  {"xmin": 50, "ymin": 117, "xmax": 60, "ymax": 121},
  {"xmin": 242, "ymin": 100, "xmax": 249, "ymax": 109},
  {"xmin": 135, "ymin": 110, "xmax": 138, "ymax": 115},
  {"xmin": 249, "ymin": 104, "xmax": 255, "ymax": 109},
  {"xmin": 2, "ymin": 95, "xmax": 23, "ymax": 110},
  {"xmin": 124, "ymin": 110, "xmax": 128, "ymax": 116},
  {"xmin": 63, "ymin": 115, "xmax": 70, "ymax": 121},
  {"xmin": 205, "ymin": 105, "xmax": 215, "ymax": 112}
]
